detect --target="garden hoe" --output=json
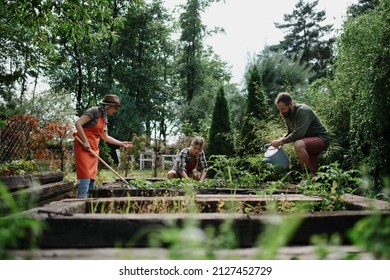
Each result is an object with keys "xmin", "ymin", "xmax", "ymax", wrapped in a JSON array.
[{"xmin": 74, "ymin": 136, "xmax": 130, "ymax": 188}]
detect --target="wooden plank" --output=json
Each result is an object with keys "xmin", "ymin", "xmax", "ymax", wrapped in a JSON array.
[
  {"xmin": 29, "ymin": 172, "xmax": 64, "ymax": 185},
  {"xmin": 24, "ymin": 200, "xmax": 86, "ymax": 218},
  {"xmin": 9, "ymin": 245, "xmax": 374, "ymax": 260},
  {"xmin": 0, "ymin": 175, "xmax": 32, "ymax": 191},
  {"xmin": 20, "ymin": 208, "xmax": 390, "ymax": 249},
  {"xmin": 90, "ymin": 188, "xmax": 185, "ymax": 198},
  {"xmin": 31, "ymin": 213, "xmax": 253, "ymax": 248},
  {"xmin": 13, "ymin": 181, "xmax": 74, "ymax": 206},
  {"xmin": 36, "ymin": 191, "xmax": 74, "ymax": 207},
  {"xmin": 0, "ymin": 172, "xmax": 64, "ymax": 192},
  {"xmin": 341, "ymin": 193, "xmax": 390, "ymax": 210}
]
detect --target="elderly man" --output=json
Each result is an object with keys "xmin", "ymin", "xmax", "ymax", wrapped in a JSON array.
[{"xmin": 270, "ymin": 92, "xmax": 330, "ymax": 178}]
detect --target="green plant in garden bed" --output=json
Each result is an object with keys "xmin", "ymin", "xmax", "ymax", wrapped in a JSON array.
[
  {"xmin": 297, "ymin": 162, "xmax": 362, "ymax": 211},
  {"xmin": 143, "ymin": 199, "xmax": 307, "ymax": 260},
  {"xmin": 147, "ymin": 218, "xmax": 238, "ymax": 260},
  {"xmin": 88, "ymin": 196, "xmax": 195, "ymax": 214},
  {"xmin": 0, "ymin": 160, "xmax": 37, "ymax": 177},
  {"xmin": 348, "ymin": 212, "xmax": 390, "ymax": 259},
  {"xmin": 346, "ymin": 175, "xmax": 390, "ymax": 259},
  {"xmin": 0, "ymin": 183, "xmax": 44, "ymax": 259},
  {"xmin": 207, "ymin": 155, "xmax": 276, "ymax": 189},
  {"xmin": 308, "ymin": 233, "xmax": 367, "ymax": 260}
]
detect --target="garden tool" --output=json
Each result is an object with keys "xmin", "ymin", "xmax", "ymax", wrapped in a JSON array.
[{"xmin": 74, "ymin": 135, "xmax": 129, "ymax": 186}]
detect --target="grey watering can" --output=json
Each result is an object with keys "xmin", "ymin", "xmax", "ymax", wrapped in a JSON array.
[{"xmin": 263, "ymin": 144, "xmax": 290, "ymax": 172}]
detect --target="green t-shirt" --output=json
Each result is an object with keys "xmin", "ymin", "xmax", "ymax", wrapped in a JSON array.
[{"xmin": 281, "ymin": 103, "xmax": 330, "ymax": 147}]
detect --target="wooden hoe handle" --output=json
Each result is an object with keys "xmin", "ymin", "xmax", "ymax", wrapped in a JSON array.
[{"xmin": 75, "ymin": 136, "xmax": 128, "ymax": 185}]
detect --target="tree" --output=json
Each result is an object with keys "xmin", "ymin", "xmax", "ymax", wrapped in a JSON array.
[
  {"xmin": 178, "ymin": 0, "xmax": 207, "ymax": 104},
  {"xmin": 44, "ymin": 121, "xmax": 73, "ymax": 171},
  {"xmin": 208, "ymin": 85, "xmax": 234, "ymax": 157},
  {"xmin": 334, "ymin": 0, "xmax": 390, "ymax": 189},
  {"xmin": 240, "ymin": 66, "xmax": 269, "ymax": 156},
  {"xmin": 347, "ymin": 0, "xmax": 380, "ymax": 17},
  {"xmin": 112, "ymin": 0, "xmax": 176, "ymax": 142},
  {"xmin": 0, "ymin": 0, "xmax": 53, "ymax": 107},
  {"xmin": 46, "ymin": 0, "xmax": 128, "ymax": 115},
  {"xmin": 22, "ymin": 89, "xmax": 76, "ymax": 126},
  {"xmin": 177, "ymin": 0, "xmax": 229, "ymax": 135},
  {"xmin": 272, "ymin": 0, "xmax": 334, "ymax": 80},
  {"xmin": 177, "ymin": 47, "xmax": 232, "ymax": 135},
  {"xmin": 255, "ymin": 47, "xmax": 314, "ymax": 113},
  {"xmin": 224, "ymin": 83, "xmax": 246, "ymax": 137}
]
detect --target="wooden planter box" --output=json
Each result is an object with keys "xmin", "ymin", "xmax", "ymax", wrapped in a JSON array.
[
  {"xmin": 1, "ymin": 172, "xmax": 74, "ymax": 206},
  {"xmin": 21, "ymin": 189, "xmax": 390, "ymax": 249}
]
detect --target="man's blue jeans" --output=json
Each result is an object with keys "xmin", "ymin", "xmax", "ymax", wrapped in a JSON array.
[{"xmin": 78, "ymin": 178, "xmax": 96, "ymax": 198}]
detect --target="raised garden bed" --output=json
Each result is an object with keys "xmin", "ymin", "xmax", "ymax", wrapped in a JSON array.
[
  {"xmin": 20, "ymin": 184, "xmax": 390, "ymax": 249},
  {"xmin": 5, "ymin": 175, "xmax": 390, "ymax": 259},
  {"xmin": 0, "ymin": 172, "xmax": 74, "ymax": 206}
]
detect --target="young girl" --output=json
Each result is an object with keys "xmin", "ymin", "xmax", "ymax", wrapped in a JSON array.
[{"xmin": 167, "ymin": 136, "xmax": 207, "ymax": 182}]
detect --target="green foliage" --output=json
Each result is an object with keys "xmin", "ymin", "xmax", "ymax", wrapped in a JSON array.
[
  {"xmin": 255, "ymin": 213, "xmax": 302, "ymax": 259},
  {"xmin": 113, "ymin": 0, "xmax": 176, "ymax": 140},
  {"xmin": 47, "ymin": 0, "xmax": 128, "ymax": 115},
  {"xmin": 244, "ymin": 66, "xmax": 269, "ymax": 121},
  {"xmin": 180, "ymin": 93, "xmax": 214, "ymax": 135},
  {"xmin": 0, "ymin": 0, "xmax": 53, "ymax": 105},
  {"xmin": 272, "ymin": 0, "xmax": 335, "ymax": 80},
  {"xmin": 177, "ymin": 0, "xmax": 229, "ymax": 134},
  {"xmin": 22, "ymin": 89, "xmax": 76, "ymax": 126},
  {"xmin": 207, "ymin": 155, "xmax": 280, "ymax": 189},
  {"xmin": 255, "ymin": 48, "xmax": 314, "ymax": 113},
  {"xmin": 240, "ymin": 66, "xmax": 269, "ymax": 156},
  {"xmin": 148, "ymin": 218, "xmax": 237, "ymax": 260},
  {"xmin": 0, "ymin": 160, "xmax": 37, "ymax": 177},
  {"xmin": 335, "ymin": 0, "xmax": 390, "ymax": 189},
  {"xmin": 314, "ymin": 162, "xmax": 361, "ymax": 194},
  {"xmin": 298, "ymin": 162, "xmax": 361, "ymax": 211},
  {"xmin": 208, "ymin": 86, "xmax": 235, "ymax": 158},
  {"xmin": 128, "ymin": 133, "xmax": 149, "ymax": 162},
  {"xmin": 348, "ymin": 177, "xmax": 390, "ymax": 260},
  {"xmin": 349, "ymin": 213, "xmax": 390, "ymax": 259},
  {"xmin": 299, "ymin": 78, "xmax": 349, "ymax": 167},
  {"xmin": 0, "ymin": 182, "xmax": 44, "ymax": 259},
  {"xmin": 309, "ymin": 234, "xmax": 349, "ymax": 260},
  {"xmin": 224, "ymin": 84, "xmax": 246, "ymax": 135},
  {"xmin": 347, "ymin": 0, "xmax": 381, "ymax": 17},
  {"xmin": 116, "ymin": 147, "xmax": 134, "ymax": 176},
  {"xmin": 178, "ymin": 0, "xmax": 206, "ymax": 103},
  {"xmin": 98, "ymin": 140, "xmax": 114, "ymax": 169}
]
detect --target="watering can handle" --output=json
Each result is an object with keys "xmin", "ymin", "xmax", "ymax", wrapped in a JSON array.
[{"xmin": 265, "ymin": 143, "xmax": 283, "ymax": 150}]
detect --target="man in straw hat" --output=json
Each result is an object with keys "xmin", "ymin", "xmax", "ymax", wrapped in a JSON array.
[{"xmin": 73, "ymin": 94, "xmax": 133, "ymax": 198}]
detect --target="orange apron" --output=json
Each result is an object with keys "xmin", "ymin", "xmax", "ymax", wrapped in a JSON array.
[{"xmin": 74, "ymin": 114, "xmax": 105, "ymax": 180}]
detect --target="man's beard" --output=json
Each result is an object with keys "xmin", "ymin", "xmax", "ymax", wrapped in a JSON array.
[{"xmin": 281, "ymin": 108, "xmax": 292, "ymax": 118}]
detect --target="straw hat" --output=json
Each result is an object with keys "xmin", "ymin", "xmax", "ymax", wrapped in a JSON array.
[{"xmin": 100, "ymin": 94, "xmax": 121, "ymax": 107}]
